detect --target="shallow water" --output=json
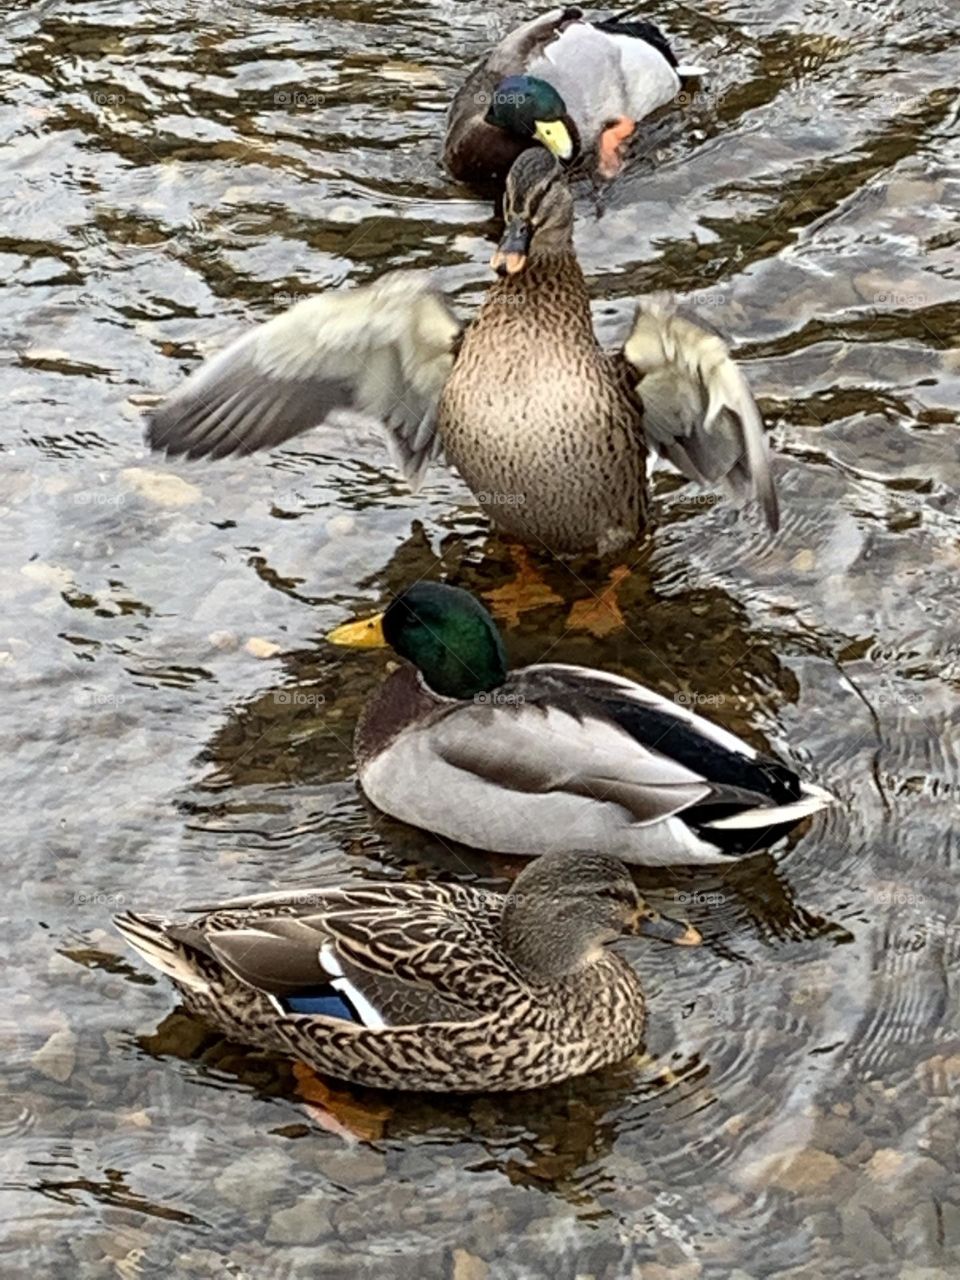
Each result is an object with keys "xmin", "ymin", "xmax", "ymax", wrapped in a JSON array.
[{"xmin": 2, "ymin": 0, "xmax": 959, "ymax": 1275}]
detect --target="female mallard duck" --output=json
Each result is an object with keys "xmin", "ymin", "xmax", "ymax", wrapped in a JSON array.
[
  {"xmin": 147, "ymin": 150, "xmax": 776, "ymax": 560},
  {"xmin": 115, "ymin": 851, "xmax": 699, "ymax": 1093},
  {"xmin": 329, "ymin": 582, "xmax": 833, "ymax": 866},
  {"xmin": 444, "ymin": 7, "xmax": 706, "ymax": 185}
]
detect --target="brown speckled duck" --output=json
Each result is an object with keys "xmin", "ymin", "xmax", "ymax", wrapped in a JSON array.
[
  {"xmin": 147, "ymin": 150, "xmax": 777, "ymax": 560},
  {"xmin": 115, "ymin": 851, "xmax": 700, "ymax": 1093}
]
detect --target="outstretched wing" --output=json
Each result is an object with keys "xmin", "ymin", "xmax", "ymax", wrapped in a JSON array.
[
  {"xmin": 621, "ymin": 292, "xmax": 779, "ymax": 530},
  {"xmin": 146, "ymin": 270, "xmax": 461, "ymax": 489}
]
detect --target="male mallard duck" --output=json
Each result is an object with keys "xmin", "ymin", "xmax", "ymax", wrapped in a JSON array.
[
  {"xmin": 444, "ymin": 7, "xmax": 706, "ymax": 185},
  {"xmin": 147, "ymin": 149, "xmax": 777, "ymax": 561},
  {"xmin": 328, "ymin": 582, "xmax": 834, "ymax": 866},
  {"xmin": 114, "ymin": 851, "xmax": 700, "ymax": 1093}
]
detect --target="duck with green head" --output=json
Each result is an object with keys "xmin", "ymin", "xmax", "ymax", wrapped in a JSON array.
[
  {"xmin": 444, "ymin": 7, "xmax": 707, "ymax": 186},
  {"xmin": 329, "ymin": 582, "xmax": 833, "ymax": 866},
  {"xmin": 115, "ymin": 850, "xmax": 700, "ymax": 1093}
]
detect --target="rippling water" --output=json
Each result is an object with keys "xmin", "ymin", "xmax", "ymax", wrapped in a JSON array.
[{"xmin": 2, "ymin": 0, "xmax": 959, "ymax": 1275}]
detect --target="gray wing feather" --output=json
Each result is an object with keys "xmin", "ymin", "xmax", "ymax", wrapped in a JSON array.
[
  {"xmin": 147, "ymin": 270, "xmax": 461, "ymax": 489},
  {"xmin": 426, "ymin": 698, "xmax": 711, "ymax": 824},
  {"xmin": 476, "ymin": 7, "xmax": 571, "ymax": 79},
  {"xmin": 203, "ymin": 898, "xmax": 496, "ymax": 1021},
  {"xmin": 622, "ymin": 292, "xmax": 779, "ymax": 530},
  {"xmin": 206, "ymin": 922, "xmax": 329, "ymax": 995}
]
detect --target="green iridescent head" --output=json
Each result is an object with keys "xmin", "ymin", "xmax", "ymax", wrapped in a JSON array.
[{"xmin": 484, "ymin": 75, "xmax": 576, "ymax": 161}]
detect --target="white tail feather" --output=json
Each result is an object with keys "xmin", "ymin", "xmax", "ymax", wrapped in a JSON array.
[{"xmin": 704, "ymin": 782, "xmax": 834, "ymax": 831}]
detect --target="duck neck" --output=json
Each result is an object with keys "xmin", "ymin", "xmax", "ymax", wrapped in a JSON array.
[
  {"xmin": 488, "ymin": 250, "xmax": 591, "ymax": 321},
  {"xmin": 500, "ymin": 896, "xmax": 604, "ymax": 982},
  {"xmin": 355, "ymin": 664, "xmax": 438, "ymax": 762}
]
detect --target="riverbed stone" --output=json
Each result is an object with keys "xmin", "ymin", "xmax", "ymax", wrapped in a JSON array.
[
  {"xmin": 31, "ymin": 1026, "xmax": 77, "ymax": 1082},
  {"xmin": 322, "ymin": 1147, "xmax": 388, "ymax": 1185},
  {"xmin": 451, "ymin": 1249, "xmax": 488, "ymax": 1280},
  {"xmin": 739, "ymin": 1145, "xmax": 844, "ymax": 1193},
  {"xmin": 214, "ymin": 1149, "xmax": 292, "ymax": 1210},
  {"xmin": 265, "ymin": 1191, "xmax": 333, "ymax": 1245},
  {"xmin": 896, "ymin": 1200, "xmax": 942, "ymax": 1258},
  {"xmin": 839, "ymin": 1204, "xmax": 892, "ymax": 1264}
]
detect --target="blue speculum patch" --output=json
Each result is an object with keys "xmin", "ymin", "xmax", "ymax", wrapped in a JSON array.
[{"xmin": 283, "ymin": 990, "xmax": 362, "ymax": 1022}]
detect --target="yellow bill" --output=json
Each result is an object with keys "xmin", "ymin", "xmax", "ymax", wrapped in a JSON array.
[
  {"xmin": 328, "ymin": 612, "xmax": 386, "ymax": 648},
  {"xmin": 534, "ymin": 118, "xmax": 573, "ymax": 161}
]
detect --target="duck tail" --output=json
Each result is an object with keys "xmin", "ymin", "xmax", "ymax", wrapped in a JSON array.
[
  {"xmin": 702, "ymin": 781, "xmax": 835, "ymax": 832},
  {"xmin": 592, "ymin": 15, "xmax": 677, "ymax": 64},
  {"xmin": 115, "ymin": 911, "xmax": 210, "ymax": 993}
]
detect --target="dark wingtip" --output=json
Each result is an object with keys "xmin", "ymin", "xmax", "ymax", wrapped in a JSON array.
[
  {"xmin": 761, "ymin": 480, "xmax": 780, "ymax": 533},
  {"xmin": 145, "ymin": 408, "xmax": 188, "ymax": 459}
]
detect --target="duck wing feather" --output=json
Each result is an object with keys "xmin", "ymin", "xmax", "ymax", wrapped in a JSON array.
[
  {"xmin": 620, "ymin": 292, "xmax": 779, "ymax": 530},
  {"xmin": 146, "ymin": 270, "xmax": 460, "ymax": 490}
]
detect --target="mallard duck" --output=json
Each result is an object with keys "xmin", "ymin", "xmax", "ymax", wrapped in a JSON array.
[
  {"xmin": 328, "ymin": 582, "xmax": 834, "ymax": 866},
  {"xmin": 147, "ymin": 149, "xmax": 777, "ymax": 560},
  {"xmin": 114, "ymin": 851, "xmax": 700, "ymax": 1093},
  {"xmin": 444, "ymin": 7, "xmax": 706, "ymax": 185}
]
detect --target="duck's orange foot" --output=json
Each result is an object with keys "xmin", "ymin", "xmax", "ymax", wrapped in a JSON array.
[
  {"xmin": 598, "ymin": 117, "xmax": 636, "ymax": 179},
  {"xmin": 483, "ymin": 544, "xmax": 562, "ymax": 628},
  {"xmin": 292, "ymin": 1060, "xmax": 390, "ymax": 1142},
  {"xmin": 566, "ymin": 565, "xmax": 630, "ymax": 637}
]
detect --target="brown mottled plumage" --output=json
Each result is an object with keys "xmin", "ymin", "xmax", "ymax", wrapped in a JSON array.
[
  {"xmin": 145, "ymin": 151, "xmax": 778, "ymax": 551},
  {"xmin": 115, "ymin": 852, "xmax": 701, "ymax": 1093},
  {"xmin": 440, "ymin": 249, "xmax": 647, "ymax": 554}
]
